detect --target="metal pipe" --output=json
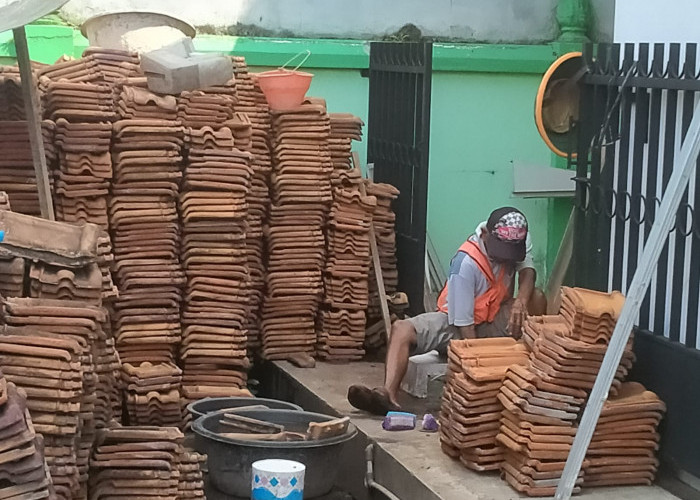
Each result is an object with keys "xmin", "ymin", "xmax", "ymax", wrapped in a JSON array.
[{"xmin": 365, "ymin": 444, "xmax": 401, "ymax": 500}]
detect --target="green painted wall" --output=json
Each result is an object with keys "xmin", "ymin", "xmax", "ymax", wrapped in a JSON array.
[
  {"xmin": 427, "ymin": 71, "xmax": 554, "ymax": 285},
  {"xmin": 0, "ymin": 25, "xmax": 573, "ymax": 285}
]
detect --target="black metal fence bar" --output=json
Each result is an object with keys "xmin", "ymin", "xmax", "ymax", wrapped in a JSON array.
[
  {"xmin": 573, "ymin": 42, "xmax": 700, "ymax": 350},
  {"xmin": 368, "ymin": 42, "xmax": 432, "ymax": 315}
]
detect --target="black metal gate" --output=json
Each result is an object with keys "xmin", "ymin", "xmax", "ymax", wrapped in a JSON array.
[
  {"xmin": 367, "ymin": 42, "xmax": 432, "ymax": 315},
  {"xmin": 571, "ymin": 42, "xmax": 700, "ymax": 489}
]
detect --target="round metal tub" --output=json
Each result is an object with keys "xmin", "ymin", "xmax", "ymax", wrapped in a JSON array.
[{"xmin": 192, "ymin": 409, "xmax": 357, "ymax": 498}]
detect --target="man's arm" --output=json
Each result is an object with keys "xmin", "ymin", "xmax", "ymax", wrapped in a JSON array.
[{"xmin": 508, "ymin": 267, "xmax": 536, "ymax": 338}]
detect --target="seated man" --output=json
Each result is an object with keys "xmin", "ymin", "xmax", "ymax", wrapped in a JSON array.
[{"xmin": 348, "ymin": 207, "xmax": 546, "ymax": 415}]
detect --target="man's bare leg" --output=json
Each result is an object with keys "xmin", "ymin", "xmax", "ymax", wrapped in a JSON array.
[{"xmin": 381, "ymin": 319, "xmax": 417, "ymax": 408}]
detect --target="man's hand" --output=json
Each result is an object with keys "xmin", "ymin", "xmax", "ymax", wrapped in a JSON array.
[{"xmin": 508, "ymin": 298, "xmax": 528, "ymax": 339}]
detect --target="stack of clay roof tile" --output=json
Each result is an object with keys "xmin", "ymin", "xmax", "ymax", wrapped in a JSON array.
[
  {"xmin": 89, "ymin": 425, "xmax": 185, "ymax": 499},
  {"xmin": 178, "ymin": 450, "xmax": 206, "ymax": 499},
  {"xmin": 179, "ymin": 110, "xmax": 254, "ymax": 404},
  {"xmin": 233, "ymin": 58, "xmax": 272, "ymax": 354},
  {"xmin": 28, "ymin": 261, "xmax": 102, "ymax": 302},
  {"xmin": 43, "ymin": 80, "xmax": 116, "ymax": 123},
  {"xmin": 0, "ymin": 68, "xmax": 24, "ymax": 120},
  {"xmin": 317, "ymin": 187, "xmax": 376, "ymax": 361},
  {"xmin": 584, "ymin": 381, "xmax": 665, "ymax": 487},
  {"xmin": 364, "ymin": 181, "xmax": 400, "ymax": 350},
  {"xmin": 52, "ymin": 118, "xmax": 112, "ymax": 229},
  {"xmin": 117, "ymin": 78, "xmax": 178, "ymax": 120},
  {"xmin": 37, "ymin": 49, "xmax": 140, "ymax": 87},
  {"xmin": 0, "ymin": 369, "xmax": 56, "ymax": 499},
  {"xmin": 560, "ymin": 287, "xmax": 626, "ymax": 344},
  {"xmin": 261, "ymin": 100, "xmax": 334, "ymax": 360},
  {"xmin": 0, "ymin": 297, "xmax": 113, "ymax": 500},
  {"xmin": 179, "ymin": 89, "xmax": 235, "ymax": 128},
  {"xmin": 439, "ymin": 338, "xmax": 529, "ymax": 472},
  {"xmin": 97, "ymin": 230, "xmax": 119, "ymax": 302},
  {"xmin": 109, "ymin": 115, "xmax": 185, "ymax": 366},
  {"xmin": 329, "ymin": 113, "xmax": 364, "ymax": 187},
  {"xmin": 0, "ymin": 322, "xmax": 84, "ymax": 499},
  {"xmin": 122, "ymin": 362, "xmax": 183, "ymax": 427},
  {"xmin": 496, "ymin": 362, "xmax": 586, "ymax": 496},
  {"xmin": 0, "ymin": 120, "xmax": 56, "ymax": 216}
]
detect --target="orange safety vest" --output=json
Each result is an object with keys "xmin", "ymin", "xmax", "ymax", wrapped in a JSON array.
[{"xmin": 436, "ymin": 239, "xmax": 509, "ymax": 325}]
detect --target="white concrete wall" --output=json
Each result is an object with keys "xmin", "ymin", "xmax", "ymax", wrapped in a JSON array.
[
  {"xmin": 60, "ymin": 0, "xmax": 560, "ymax": 43},
  {"xmin": 614, "ymin": 0, "xmax": 700, "ymax": 43}
]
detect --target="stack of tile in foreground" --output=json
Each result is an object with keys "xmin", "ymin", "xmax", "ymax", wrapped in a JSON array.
[
  {"xmin": 584, "ymin": 382, "xmax": 665, "ymax": 487},
  {"xmin": 89, "ymin": 426, "xmax": 187, "ymax": 499},
  {"xmin": 261, "ymin": 100, "xmax": 333, "ymax": 360},
  {"xmin": 1, "ymin": 297, "xmax": 111, "ymax": 499},
  {"xmin": 178, "ymin": 450, "xmax": 207, "ymax": 499},
  {"xmin": 28, "ymin": 261, "xmax": 103, "ymax": 302},
  {"xmin": 179, "ymin": 124, "xmax": 254, "ymax": 406},
  {"xmin": 317, "ymin": 187, "xmax": 376, "ymax": 361},
  {"xmin": 233, "ymin": 59, "xmax": 272, "ymax": 355},
  {"xmin": 364, "ymin": 181, "xmax": 400, "ymax": 351},
  {"xmin": 497, "ymin": 363, "xmax": 586, "ymax": 496},
  {"xmin": 110, "ymin": 115, "xmax": 185, "ymax": 367},
  {"xmin": 0, "ymin": 369, "xmax": 55, "ymax": 499},
  {"xmin": 439, "ymin": 338, "xmax": 529, "ymax": 471},
  {"xmin": 560, "ymin": 286, "xmax": 626, "ymax": 344},
  {"xmin": 0, "ymin": 323, "xmax": 84, "ymax": 499},
  {"xmin": 122, "ymin": 362, "xmax": 183, "ymax": 427}
]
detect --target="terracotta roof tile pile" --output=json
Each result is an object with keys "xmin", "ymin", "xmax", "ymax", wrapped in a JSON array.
[
  {"xmin": 496, "ymin": 363, "xmax": 586, "ymax": 496},
  {"xmin": 439, "ymin": 338, "xmax": 529, "ymax": 472},
  {"xmin": 178, "ymin": 450, "xmax": 207, "ymax": 499},
  {"xmin": 261, "ymin": 100, "xmax": 333, "ymax": 360},
  {"xmin": 329, "ymin": 113, "xmax": 364, "ymax": 186},
  {"xmin": 109, "ymin": 116, "xmax": 185, "ymax": 366},
  {"xmin": 178, "ymin": 89, "xmax": 235, "ymax": 128},
  {"xmin": 43, "ymin": 80, "xmax": 116, "ymax": 123},
  {"xmin": 584, "ymin": 381, "xmax": 665, "ymax": 487},
  {"xmin": 179, "ymin": 100, "xmax": 254, "ymax": 404},
  {"xmin": 0, "ymin": 369, "xmax": 55, "ymax": 499},
  {"xmin": 89, "ymin": 425, "xmax": 186, "ymax": 499},
  {"xmin": 0, "ymin": 256, "xmax": 24, "ymax": 298},
  {"xmin": 81, "ymin": 47, "xmax": 142, "ymax": 85},
  {"xmin": 364, "ymin": 181, "xmax": 400, "ymax": 350},
  {"xmin": 97, "ymin": 230, "xmax": 119, "ymax": 302},
  {"xmin": 0, "ymin": 323, "xmax": 84, "ymax": 499},
  {"xmin": 560, "ymin": 287, "xmax": 626, "ymax": 344},
  {"xmin": 117, "ymin": 79, "xmax": 178, "ymax": 120},
  {"xmin": 122, "ymin": 362, "xmax": 183, "ymax": 427},
  {"xmin": 234, "ymin": 59, "xmax": 272, "ymax": 354},
  {"xmin": 0, "ymin": 297, "xmax": 115, "ymax": 499},
  {"xmin": 28, "ymin": 261, "xmax": 102, "ymax": 302},
  {"xmin": 317, "ymin": 187, "xmax": 376, "ymax": 361},
  {"xmin": 0, "ymin": 68, "xmax": 24, "ymax": 120},
  {"xmin": 0, "ymin": 120, "xmax": 56, "ymax": 216}
]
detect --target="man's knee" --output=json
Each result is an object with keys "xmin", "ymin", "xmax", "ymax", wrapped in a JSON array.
[{"xmin": 390, "ymin": 319, "xmax": 417, "ymax": 345}]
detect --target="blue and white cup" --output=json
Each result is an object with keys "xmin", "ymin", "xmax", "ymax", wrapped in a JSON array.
[{"xmin": 251, "ymin": 459, "xmax": 305, "ymax": 500}]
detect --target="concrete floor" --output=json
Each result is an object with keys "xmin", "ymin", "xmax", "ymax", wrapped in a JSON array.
[{"xmin": 272, "ymin": 360, "xmax": 680, "ymax": 500}]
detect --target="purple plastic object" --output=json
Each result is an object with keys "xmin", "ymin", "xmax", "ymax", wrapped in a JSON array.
[
  {"xmin": 421, "ymin": 413, "xmax": 438, "ymax": 432},
  {"xmin": 382, "ymin": 411, "xmax": 416, "ymax": 431}
]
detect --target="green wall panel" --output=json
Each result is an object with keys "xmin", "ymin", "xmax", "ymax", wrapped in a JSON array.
[{"xmin": 427, "ymin": 71, "xmax": 556, "ymax": 286}]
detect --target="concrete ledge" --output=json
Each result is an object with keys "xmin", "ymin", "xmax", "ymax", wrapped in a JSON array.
[{"xmin": 267, "ymin": 361, "xmax": 680, "ymax": 500}]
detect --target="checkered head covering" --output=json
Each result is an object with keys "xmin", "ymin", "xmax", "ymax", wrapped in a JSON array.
[{"xmin": 485, "ymin": 207, "xmax": 528, "ymax": 262}]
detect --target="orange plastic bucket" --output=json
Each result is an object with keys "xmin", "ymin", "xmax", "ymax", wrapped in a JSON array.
[{"xmin": 255, "ymin": 51, "xmax": 314, "ymax": 111}]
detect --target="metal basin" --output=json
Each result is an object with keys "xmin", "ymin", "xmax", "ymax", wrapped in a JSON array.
[
  {"xmin": 81, "ymin": 11, "xmax": 196, "ymax": 51},
  {"xmin": 192, "ymin": 408, "xmax": 357, "ymax": 498},
  {"xmin": 186, "ymin": 397, "xmax": 302, "ymax": 420}
]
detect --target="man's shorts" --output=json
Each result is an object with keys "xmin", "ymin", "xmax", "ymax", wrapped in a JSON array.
[{"xmin": 408, "ymin": 299, "xmax": 514, "ymax": 355}]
